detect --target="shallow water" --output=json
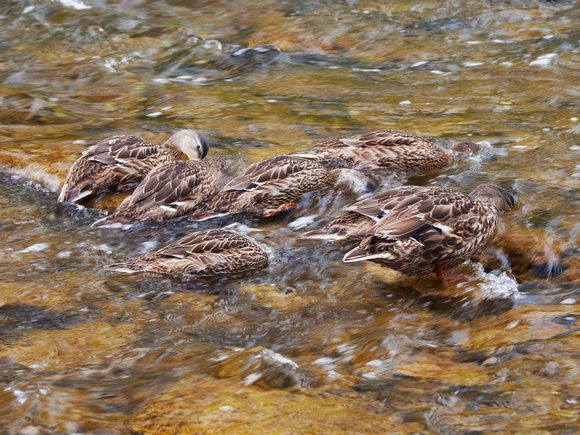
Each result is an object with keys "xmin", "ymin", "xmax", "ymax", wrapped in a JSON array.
[{"xmin": 1, "ymin": 0, "xmax": 579, "ymax": 432}]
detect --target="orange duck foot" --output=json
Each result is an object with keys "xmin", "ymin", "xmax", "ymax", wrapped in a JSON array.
[
  {"xmin": 432, "ymin": 267, "xmax": 465, "ymax": 284},
  {"xmin": 262, "ymin": 202, "xmax": 298, "ymax": 218}
]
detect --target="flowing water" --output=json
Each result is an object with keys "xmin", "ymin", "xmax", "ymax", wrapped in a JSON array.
[{"xmin": 1, "ymin": 0, "xmax": 579, "ymax": 433}]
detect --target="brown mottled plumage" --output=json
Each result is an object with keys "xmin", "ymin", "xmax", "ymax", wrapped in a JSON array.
[
  {"xmin": 105, "ymin": 229, "xmax": 268, "ymax": 277},
  {"xmin": 188, "ymin": 155, "xmax": 338, "ymax": 221},
  {"xmin": 91, "ymin": 157, "xmax": 226, "ymax": 229},
  {"xmin": 58, "ymin": 130, "xmax": 209, "ymax": 203},
  {"xmin": 288, "ymin": 130, "xmax": 478, "ymax": 170},
  {"xmin": 342, "ymin": 183, "xmax": 515, "ymax": 277},
  {"xmin": 303, "ymin": 186, "xmax": 448, "ymax": 240}
]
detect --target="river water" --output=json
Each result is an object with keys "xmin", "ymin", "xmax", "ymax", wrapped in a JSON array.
[{"xmin": 0, "ymin": 0, "xmax": 579, "ymax": 433}]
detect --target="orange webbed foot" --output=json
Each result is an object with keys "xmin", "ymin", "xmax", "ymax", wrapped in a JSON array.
[{"xmin": 262, "ymin": 202, "xmax": 298, "ymax": 218}]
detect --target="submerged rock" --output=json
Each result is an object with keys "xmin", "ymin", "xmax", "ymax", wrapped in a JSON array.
[
  {"xmin": 0, "ymin": 322, "xmax": 138, "ymax": 371},
  {"xmin": 128, "ymin": 374, "xmax": 422, "ymax": 434},
  {"xmin": 211, "ymin": 346, "xmax": 307, "ymax": 390}
]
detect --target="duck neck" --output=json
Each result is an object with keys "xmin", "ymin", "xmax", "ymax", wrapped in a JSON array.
[
  {"xmin": 163, "ymin": 141, "xmax": 185, "ymax": 160},
  {"xmin": 208, "ymin": 155, "xmax": 227, "ymax": 170},
  {"xmin": 161, "ymin": 134, "xmax": 192, "ymax": 159}
]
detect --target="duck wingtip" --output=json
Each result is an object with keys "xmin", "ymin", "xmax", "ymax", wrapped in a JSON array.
[
  {"xmin": 104, "ymin": 263, "xmax": 139, "ymax": 273},
  {"xmin": 342, "ymin": 247, "xmax": 371, "ymax": 263},
  {"xmin": 91, "ymin": 218, "xmax": 133, "ymax": 230},
  {"xmin": 187, "ymin": 210, "xmax": 224, "ymax": 222},
  {"xmin": 301, "ymin": 229, "xmax": 346, "ymax": 241},
  {"xmin": 58, "ymin": 187, "xmax": 92, "ymax": 203}
]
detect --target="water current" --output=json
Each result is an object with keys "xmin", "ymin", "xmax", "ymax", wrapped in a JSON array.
[{"xmin": 0, "ymin": 0, "xmax": 579, "ymax": 432}]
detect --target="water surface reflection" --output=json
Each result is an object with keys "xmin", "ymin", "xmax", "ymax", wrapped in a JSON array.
[{"xmin": 0, "ymin": 0, "xmax": 579, "ymax": 432}]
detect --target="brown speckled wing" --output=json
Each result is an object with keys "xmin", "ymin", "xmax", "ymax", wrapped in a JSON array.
[
  {"xmin": 200, "ymin": 156, "xmax": 333, "ymax": 216},
  {"xmin": 304, "ymin": 186, "xmax": 450, "ymax": 240},
  {"xmin": 341, "ymin": 130, "xmax": 430, "ymax": 148},
  {"xmin": 291, "ymin": 130, "xmax": 451, "ymax": 170},
  {"xmin": 91, "ymin": 160, "xmax": 222, "ymax": 227},
  {"xmin": 364, "ymin": 190, "xmax": 480, "ymax": 239},
  {"xmin": 349, "ymin": 185, "xmax": 442, "ymax": 217},
  {"xmin": 344, "ymin": 187, "xmax": 501, "ymax": 276},
  {"xmin": 86, "ymin": 136, "xmax": 160, "ymax": 163},
  {"xmin": 223, "ymin": 156, "xmax": 316, "ymax": 190},
  {"xmin": 59, "ymin": 135, "xmax": 171, "ymax": 202},
  {"xmin": 128, "ymin": 161, "xmax": 219, "ymax": 209},
  {"xmin": 111, "ymin": 229, "xmax": 269, "ymax": 276}
]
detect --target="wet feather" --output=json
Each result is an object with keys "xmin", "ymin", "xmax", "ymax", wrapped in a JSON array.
[
  {"xmin": 288, "ymin": 130, "xmax": 478, "ymax": 170},
  {"xmin": 91, "ymin": 156, "xmax": 225, "ymax": 229},
  {"xmin": 58, "ymin": 130, "xmax": 209, "ymax": 203},
  {"xmin": 106, "ymin": 229, "xmax": 269, "ymax": 277},
  {"xmin": 302, "ymin": 185, "xmax": 448, "ymax": 240},
  {"xmin": 342, "ymin": 183, "xmax": 516, "ymax": 276},
  {"xmin": 188, "ymin": 155, "xmax": 338, "ymax": 221}
]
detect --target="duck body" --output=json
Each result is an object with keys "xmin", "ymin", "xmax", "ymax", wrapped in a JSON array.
[
  {"xmin": 188, "ymin": 155, "xmax": 337, "ymax": 221},
  {"xmin": 106, "ymin": 229, "xmax": 268, "ymax": 277},
  {"xmin": 58, "ymin": 130, "xmax": 209, "ymax": 203},
  {"xmin": 303, "ymin": 185, "xmax": 449, "ymax": 240},
  {"xmin": 343, "ymin": 183, "xmax": 515, "ymax": 277},
  {"xmin": 91, "ymin": 156, "xmax": 226, "ymax": 229},
  {"xmin": 288, "ymin": 130, "xmax": 463, "ymax": 170}
]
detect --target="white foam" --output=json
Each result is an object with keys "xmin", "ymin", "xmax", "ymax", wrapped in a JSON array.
[
  {"xmin": 463, "ymin": 61, "xmax": 484, "ymax": 67},
  {"xmin": 53, "ymin": 0, "xmax": 91, "ymax": 10},
  {"xmin": 224, "ymin": 222, "xmax": 263, "ymax": 235},
  {"xmin": 243, "ymin": 373, "xmax": 262, "ymax": 385},
  {"xmin": 312, "ymin": 357, "xmax": 337, "ymax": 370},
  {"xmin": 19, "ymin": 243, "xmax": 49, "ymax": 253},
  {"xmin": 260, "ymin": 349, "xmax": 299, "ymax": 369},
  {"xmin": 288, "ymin": 215, "xmax": 317, "ymax": 231},
  {"xmin": 457, "ymin": 263, "xmax": 519, "ymax": 298},
  {"xmin": 530, "ymin": 53, "xmax": 557, "ymax": 67},
  {"xmin": 336, "ymin": 168, "xmax": 374, "ymax": 194},
  {"xmin": 2, "ymin": 165, "xmax": 61, "ymax": 192},
  {"xmin": 94, "ymin": 244, "xmax": 113, "ymax": 254}
]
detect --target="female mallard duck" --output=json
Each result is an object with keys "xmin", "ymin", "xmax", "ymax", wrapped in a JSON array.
[
  {"xmin": 91, "ymin": 156, "xmax": 226, "ymax": 229},
  {"xmin": 288, "ymin": 130, "xmax": 479, "ymax": 170},
  {"xmin": 342, "ymin": 183, "xmax": 516, "ymax": 278},
  {"xmin": 188, "ymin": 155, "xmax": 338, "ymax": 221},
  {"xmin": 105, "ymin": 229, "xmax": 268, "ymax": 277},
  {"xmin": 58, "ymin": 130, "xmax": 209, "ymax": 203},
  {"xmin": 302, "ymin": 185, "xmax": 448, "ymax": 240}
]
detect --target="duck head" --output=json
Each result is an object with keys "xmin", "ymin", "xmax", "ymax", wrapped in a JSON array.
[{"xmin": 166, "ymin": 130, "xmax": 209, "ymax": 160}]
